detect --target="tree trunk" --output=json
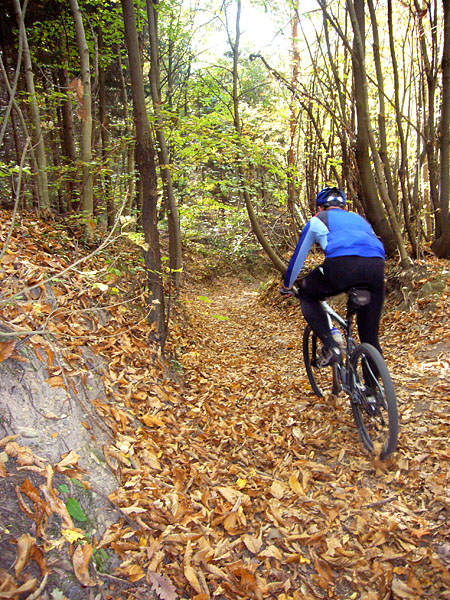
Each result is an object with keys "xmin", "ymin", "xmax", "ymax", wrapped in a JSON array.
[
  {"xmin": 349, "ymin": 0, "xmax": 410, "ymax": 265},
  {"xmin": 414, "ymin": 0, "xmax": 441, "ymax": 238},
  {"xmin": 288, "ymin": 1, "xmax": 300, "ymax": 242},
  {"xmin": 13, "ymin": 0, "xmax": 50, "ymax": 213},
  {"xmin": 98, "ymin": 29, "xmax": 113, "ymax": 229},
  {"xmin": 230, "ymin": 0, "xmax": 286, "ymax": 274},
  {"xmin": 69, "ymin": 0, "xmax": 94, "ymax": 230},
  {"xmin": 433, "ymin": 0, "xmax": 450, "ymax": 257},
  {"xmin": 367, "ymin": 0, "xmax": 395, "ymax": 204},
  {"xmin": 116, "ymin": 50, "xmax": 136, "ymax": 218},
  {"xmin": 146, "ymin": 0, "xmax": 182, "ymax": 289},
  {"xmin": 59, "ymin": 67, "xmax": 77, "ymax": 212},
  {"xmin": 387, "ymin": 0, "xmax": 418, "ymax": 256},
  {"xmin": 121, "ymin": 0, "xmax": 166, "ymax": 345}
]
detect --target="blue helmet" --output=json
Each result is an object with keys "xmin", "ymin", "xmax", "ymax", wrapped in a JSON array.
[{"xmin": 315, "ymin": 186, "xmax": 347, "ymax": 207}]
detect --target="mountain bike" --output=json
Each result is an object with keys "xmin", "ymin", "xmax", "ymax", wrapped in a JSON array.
[{"xmin": 293, "ymin": 286, "xmax": 398, "ymax": 460}]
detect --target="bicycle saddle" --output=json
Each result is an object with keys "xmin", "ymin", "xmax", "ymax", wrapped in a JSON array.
[{"xmin": 348, "ymin": 287, "xmax": 371, "ymax": 306}]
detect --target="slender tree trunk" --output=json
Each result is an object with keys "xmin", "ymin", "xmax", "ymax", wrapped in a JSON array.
[
  {"xmin": 321, "ymin": 6, "xmax": 350, "ymax": 190},
  {"xmin": 367, "ymin": 0, "xmax": 395, "ymax": 204},
  {"xmin": 59, "ymin": 67, "xmax": 77, "ymax": 212},
  {"xmin": 13, "ymin": 0, "xmax": 50, "ymax": 213},
  {"xmin": 433, "ymin": 0, "xmax": 450, "ymax": 256},
  {"xmin": 415, "ymin": 0, "xmax": 441, "ymax": 237},
  {"xmin": 288, "ymin": 2, "xmax": 300, "ymax": 241},
  {"xmin": 147, "ymin": 0, "xmax": 182, "ymax": 288},
  {"xmin": 98, "ymin": 29, "xmax": 113, "ymax": 229},
  {"xmin": 387, "ymin": 0, "xmax": 418, "ymax": 256},
  {"xmin": 121, "ymin": 0, "xmax": 166, "ymax": 345},
  {"xmin": 117, "ymin": 50, "xmax": 136, "ymax": 217},
  {"xmin": 230, "ymin": 0, "xmax": 285, "ymax": 273},
  {"xmin": 69, "ymin": 0, "xmax": 94, "ymax": 230}
]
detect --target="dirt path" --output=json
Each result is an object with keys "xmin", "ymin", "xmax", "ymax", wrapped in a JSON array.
[
  {"xmin": 2, "ymin": 212, "xmax": 449, "ymax": 599},
  {"xmin": 169, "ymin": 278, "xmax": 450, "ymax": 599}
]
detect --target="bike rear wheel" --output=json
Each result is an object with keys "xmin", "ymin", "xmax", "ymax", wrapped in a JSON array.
[
  {"xmin": 302, "ymin": 325, "xmax": 341, "ymax": 397},
  {"xmin": 349, "ymin": 343, "xmax": 398, "ymax": 460}
]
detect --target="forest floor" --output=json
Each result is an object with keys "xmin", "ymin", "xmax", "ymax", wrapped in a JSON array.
[
  {"xmin": 167, "ymin": 271, "xmax": 450, "ymax": 600},
  {"xmin": 0, "ymin": 212, "xmax": 449, "ymax": 600}
]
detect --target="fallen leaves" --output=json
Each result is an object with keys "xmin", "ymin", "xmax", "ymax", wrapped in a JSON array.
[
  {"xmin": 1, "ymin": 212, "xmax": 450, "ymax": 599},
  {"xmin": 72, "ymin": 543, "xmax": 97, "ymax": 587},
  {"xmin": 0, "ymin": 340, "xmax": 16, "ymax": 362},
  {"xmin": 147, "ymin": 571, "xmax": 177, "ymax": 600}
]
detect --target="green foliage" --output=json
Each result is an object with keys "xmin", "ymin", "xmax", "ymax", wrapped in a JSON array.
[
  {"xmin": 0, "ymin": 161, "xmax": 31, "ymax": 178},
  {"xmin": 65, "ymin": 497, "xmax": 88, "ymax": 522},
  {"xmin": 92, "ymin": 547, "xmax": 111, "ymax": 573}
]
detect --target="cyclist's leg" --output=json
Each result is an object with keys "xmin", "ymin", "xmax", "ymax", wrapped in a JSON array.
[
  {"xmin": 300, "ymin": 265, "xmax": 341, "ymax": 349},
  {"xmin": 355, "ymin": 258, "xmax": 385, "ymax": 354},
  {"xmin": 352, "ymin": 258, "xmax": 385, "ymax": 386}
]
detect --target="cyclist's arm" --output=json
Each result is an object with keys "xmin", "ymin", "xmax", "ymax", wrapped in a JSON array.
[{"xmin": 284, "ymin": 217, "xmax": 329, "ymax": 288}]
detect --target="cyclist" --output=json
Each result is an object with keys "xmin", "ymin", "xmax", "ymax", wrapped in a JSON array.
[{"xmin": 280, "ymin": 187, "xmax": 386, "ymax": 367}]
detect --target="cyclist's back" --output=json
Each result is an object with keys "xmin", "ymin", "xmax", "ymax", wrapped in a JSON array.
[
  {"xmin": 314, "ymin": 208, "xmax": 385, "ymax": 260},
  {"xmin": 280, "ymin": 187, "xmax": 385, "ymax": 367}
]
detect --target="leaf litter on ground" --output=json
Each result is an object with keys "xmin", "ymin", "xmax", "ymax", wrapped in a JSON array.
[{"xmin": 0, "ymin": 210, "xmax": 449, "ymax": 599}]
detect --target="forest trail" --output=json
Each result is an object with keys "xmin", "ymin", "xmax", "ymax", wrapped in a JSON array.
[
  {"xmin": 165, "ymin": 275, "xmax": 450, "ymax": 599},
  {"xmin": 1, "ymin": 211, "xmax": 449, "ymax": 600}
]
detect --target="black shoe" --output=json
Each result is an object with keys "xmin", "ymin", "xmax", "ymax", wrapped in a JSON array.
[{"xmin": 317, "ymin": 346, "xmax": 342, "ymax": 368}]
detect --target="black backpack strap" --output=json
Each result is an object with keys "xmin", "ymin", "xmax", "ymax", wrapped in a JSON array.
[{"xmin": 315, "ymin": 211, "xmax": 329, "ymax": 227}]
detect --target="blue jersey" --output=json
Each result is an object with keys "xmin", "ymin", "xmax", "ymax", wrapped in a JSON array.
[{"xmin": 284, "ymin": 208, "xmax": 385, "ymax": 288}]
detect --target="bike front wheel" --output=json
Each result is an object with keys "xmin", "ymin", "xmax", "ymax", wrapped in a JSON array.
[
  {"xmin": 303, "ymin": 325, "xmax": 341, "ymax": 397},
  {"xmin": 349, "ymin": 343, "xmax": 398, "ymax": 460}
]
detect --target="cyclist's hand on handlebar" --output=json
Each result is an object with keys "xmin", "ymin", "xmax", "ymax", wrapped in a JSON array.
[{"xmin": 280, "ymin": 286, "xmax": 295, "ymax": 298}]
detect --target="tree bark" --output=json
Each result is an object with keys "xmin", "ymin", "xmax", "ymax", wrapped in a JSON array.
[
  {"xmin": 146, "ymin": 0, "xmax": 182, "ymax": 289},
  {"xmin": 13, "ymin": 0, "xmax": 50, "ymax": 213},
  {"xmin": 98, "ymin": 29, "xmax": 113, "ymax": 229},
  {"xmin": 69, "ymin": 0, "xmax": 94, "ymax": 230},
  {"xmin": 59, "ymin": 66, "xmax": 77, "ymax": 212},
  {"xmin": 117, "ymin": 49, "xmax": 136, "ymax": 217},
  {"xmin": 121, "ymin": 0, "xmax": 166, "ymax": 345},
  {"xmin": 433, "ymin": 0, "xmax": 450, "ymax": 256},
  {"xmin": 349, "ymin": 0, "xmax": 410, "ymax": 265},
  {"xmin": 230, "ymin": 0, "xmax": 286, "ymax": 274},
  {"xmin": 288, "ymin": 1, "xmax": 300, "ymax": 242},
  {"xmin": 414, "ymin": 0, "xmax": 441, "ymax": 238},
  {"xmin": 387, "ymin": 0, "xmax": 417, "ymax": 256},
  {"xmin": 367, "ymin": 0, "xmax": 395, "ymax": 204}
]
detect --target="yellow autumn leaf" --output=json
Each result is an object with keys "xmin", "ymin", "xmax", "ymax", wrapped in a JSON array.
[
  {"xmin": 61, "ymin": 529, "xmax": 85, "ymax": 544},
  {"xmin": 259, "ymin": 544, "xmax": 283, "ymax": 560},
  {"xmin": 242, "ymin": 533, "xmax": 262, "ymax": 554},
  {"xmin": 236, "ymin": 477, "xmax": 247, "ymax": 489},
  {"xmin": 45, "ymin": 412, "xmax": 59, "ymax": 419},
  {"xmin": 0, "ymin": 340, "xmax": 16, "ymax": 363},
  {"xmin": 45, "ymin": 375, "xmax": 66, "ymax": 388},
  {"xmin": 183, "ymin": 564, "xmax": 203, "ymax": 594},
  {"xmin": 128, "ymin": 564, "xmax": 145, "ymax": 582},
  {"xmin": 289, "ymin": 473, "xmax": 304, "ymax": 495},
  {"xmin": 120, "ymin": 505, "xmax": 148, "ymax": 515},
  {"xmin": 140, "ymin": 414, "xmax": 165, "ymax": 427},
  {"xmin": 55, "ymin": 451, "xmax": 81, "ymax": 470}
]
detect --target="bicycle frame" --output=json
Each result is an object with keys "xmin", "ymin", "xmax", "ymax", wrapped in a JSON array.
[
  {"xmin": 322, "ymin": 299, "xmax": 378, "ymax": 399},
  {"xmin": 321, "ymin": 300, "xmax": 356, "ymax": 394}
]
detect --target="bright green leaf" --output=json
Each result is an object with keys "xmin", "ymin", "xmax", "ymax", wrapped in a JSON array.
[{"xmin": 66, "ymin": 498, "xmax": 87, "ymax": 522}]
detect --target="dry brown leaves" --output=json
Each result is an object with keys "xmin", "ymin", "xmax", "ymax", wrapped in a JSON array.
[{"xmin": 1, "ymin": 211, "xmax": 449, "ymax": 599}]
